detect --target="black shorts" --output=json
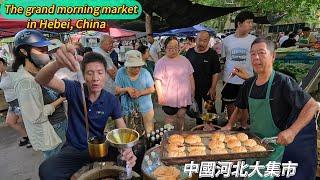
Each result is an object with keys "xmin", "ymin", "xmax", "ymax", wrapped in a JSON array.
[
  {"xmin": 162, "ymin": 106, "xmax": 189, "ymax": 116},
  {"xmin": 221, "ymin": 83, "xmax": 242, "ymax": 103}
]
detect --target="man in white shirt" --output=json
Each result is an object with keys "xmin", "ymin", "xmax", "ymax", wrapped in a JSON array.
[
  {"xmin": 221, "ymin": 11, "xmax": 256, "ymax": 129},
  {"xmin": 147, "ymin": 34, "xmax": 161, "ymax": 62},
  {"xmin": 94, "ymin": 35, "xmax": 117, "ymax": 94}
]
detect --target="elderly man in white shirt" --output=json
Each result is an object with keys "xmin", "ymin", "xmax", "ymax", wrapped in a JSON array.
[
  {"xmin": 147, "ymin": 34, "xmax": 161, "ymax": 62},
  {"xmin": 94, "ymin": 35, "xmax": 118, "ymax": 94}
]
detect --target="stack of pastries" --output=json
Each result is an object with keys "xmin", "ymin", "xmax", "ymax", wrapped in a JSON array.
[
  {"xmin": 166, "ymin": 132, "xmax": 266, "ymax": 158},
  {"xmin": 167, "ymin": 134, "xmax": 206, "ymax": 157}
]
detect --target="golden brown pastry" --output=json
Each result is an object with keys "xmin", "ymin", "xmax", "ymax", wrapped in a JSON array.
[
  {"xmin": 243, "ymin": 139, "xmax": 257, "ymax": 147},
  {"xmin": 168, "ymin": 150, "xmax": 187, "ymax": 157},
  {"xmin": 225, "ymin": 135, "xmax": 238, "ymax": 142},
  {"xmin": 231, "ymin": 146, "xmax": 247, "ymax": 153},
  {"xmin": 248, "ymin": 145, "xmax": 267, "ymax": 152},
  {"xmin": 226, "ymin": 139, "xmax": 241, "ymax": 149},
  {"xmin": 184, "ymin": 134, "xmax": 202, "ymax": 145},
  {"xmin": 188, "ymin": 149, "xmax": 206, "ymax": 156},
  {"xmin": 236, "ymin": 133, "xmax": 249, "ymax": 142},
  {"xmin": 211, "ymin": 132, "xmax": 225, "ymax": 142},
  {"xmin": 208, "ymin": 140, "xmax": 225, "ymax": 150},
  {"xmin": 167, "ymin": 143, "xmax": 185, "ymax": 152},
  {"xmin": 168, "ymin": 134, "xmax": 184, "ymax": 145},
  {"xmin": 153, "ymin": 166, "xmax": 180, "ymax": 180},
  {"xmin": 187, "ymin": 145, "xmax": 206, "ymax": 152},
  {"xmin": 210, "ymin": 148, "xmax": 228, "ymax": 154}
]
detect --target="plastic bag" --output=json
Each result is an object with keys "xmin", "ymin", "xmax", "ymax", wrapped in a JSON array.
[{"xmin": 186, "ymin": 98, "xmax": 200, "ymax": 118}]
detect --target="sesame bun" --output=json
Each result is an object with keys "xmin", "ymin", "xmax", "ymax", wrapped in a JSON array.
[
  {"xmin": 187, "ymin": 145, "xmax": 206, "ymax": 152},
  {"xmin": 184, "ymin": 135, "xmax": 202, "ymax": 145},
  {"xmin": 248, "ymin": 145, "xmax": 267, "ymax": 152},
  {"xmin": 188, "ymin": 149, "xmax": 206, "ymax": 156},
  {"xmin": 167, "ymin": 143, "xmax": 185, "ymax": 152},
  {"xmin": 210, "ymin": 148, "xmax": 228, "ymax": 154},
  {"xmin": 231, "ymin": 146, "xmax": 247, "ymax": 153},
  {"xmin": 211, "ymin": 133, "xmax": 225, "ymax": 142},
  {"xmin": 243, "ymin": 139, "xmax": 257, "ymax": 147},
  {"xmin": 168, "ymin": 150, "xmax": 187, "ymax": 157},
  {"xmin": 236, "ymin": 133, "xmax": 249, "ymax": 142},
  {"xmin": 208, "ymin": 140, "xmax": 225, "ymax": 150},
  {"xmin": 225, "ymin": 135, "xmax": 238, "ymax": 142},
  {"xmin": 226, "ymin": 139, "xmax": 241, "ymax": 149},
  {"xmin": 153, "ymin": 166, "xmax": 180, "ymax": 179},
  {"xmin": 168, "ymin": 134, "xmax": 184, "ymax": 145}
]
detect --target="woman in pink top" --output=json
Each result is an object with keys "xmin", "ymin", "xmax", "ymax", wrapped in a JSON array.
[{"xmin": 154, "ymin": 37, "xmax": 195, "ymax": 130}]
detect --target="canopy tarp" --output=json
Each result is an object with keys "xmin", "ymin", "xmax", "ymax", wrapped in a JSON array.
[
  {"xmin": 109, "ymin": 28, "xmax": 136, "ymax": 38},
  {"xmin": 156, "ymin": 24, "xmax": 215, "ymax": 36}
]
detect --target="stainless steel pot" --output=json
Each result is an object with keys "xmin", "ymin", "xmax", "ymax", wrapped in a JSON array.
[{"xmin": 88, "ymin": 136, "xmax": 108, "ymax": 160}]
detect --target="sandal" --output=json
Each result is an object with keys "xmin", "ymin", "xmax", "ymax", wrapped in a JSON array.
[{"xmin": 19, "ymin": 137, "xmax": 29, "ymax": 147}]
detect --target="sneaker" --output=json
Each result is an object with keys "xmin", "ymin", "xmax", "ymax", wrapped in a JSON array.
[
  {"xmin": 19, "ymin": 137, "xmax": 29, "ymax": 146},
  {"xmin": 26, "ymin": 142, "xmax": 32, "ymax": 148}
]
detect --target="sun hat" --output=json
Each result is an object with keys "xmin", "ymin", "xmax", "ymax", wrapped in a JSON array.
[{"xmin": 124, "ymin": 50, "xmax": 145, "ymax": 67}]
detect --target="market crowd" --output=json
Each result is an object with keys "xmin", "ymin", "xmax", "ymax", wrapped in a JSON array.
[{"xmin": 0, "ymin": 10, "xmax": 319, "ymax": 180}]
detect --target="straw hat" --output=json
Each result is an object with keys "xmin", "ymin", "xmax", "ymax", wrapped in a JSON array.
[{"xmin": 124, "ymin": 50, "xmax": 145, "ymax": 67}]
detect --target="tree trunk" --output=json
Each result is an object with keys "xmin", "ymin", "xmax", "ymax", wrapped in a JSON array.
[{"xmin": 145, "ymin": 12, "xmax": 152, "ymax": 34}]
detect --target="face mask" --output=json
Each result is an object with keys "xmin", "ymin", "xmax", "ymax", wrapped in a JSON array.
[{"xmin": 30, "ymin": 52, "xmax": 51, "ymax": 68}]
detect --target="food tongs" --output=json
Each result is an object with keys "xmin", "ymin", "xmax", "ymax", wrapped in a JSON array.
[{"xmin": 261, "ymin": 136, "xmax": 278, "ymax": 144}]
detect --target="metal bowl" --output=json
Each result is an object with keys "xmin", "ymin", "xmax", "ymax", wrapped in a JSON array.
[{"xmin": 106, "ymin": 128, "xmax": 139, "ymax": 149}]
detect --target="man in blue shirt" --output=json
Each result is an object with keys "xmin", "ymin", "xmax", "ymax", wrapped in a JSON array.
[{"xmin": 35, "ymin": 48, "xmax": 136, "ymax": 179}]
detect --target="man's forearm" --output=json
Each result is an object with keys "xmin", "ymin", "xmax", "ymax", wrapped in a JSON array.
[
  {"xmin": 115, "ymin": 118, "xmax": 127, "ymax": 128},
  {"xmin": 227, "ymin": 107, "xmax": 241, "ymax": 127},
  {"xmin": 289, "ymin": 98, "xmax": 318, "ymax": 135},
  {"xmin": 210, "ymin": 73, "xmax": 219, "ymax": 89},
  {"xmin": 35, "ymin": 61, "xmax": 60, "ymax": 86}
]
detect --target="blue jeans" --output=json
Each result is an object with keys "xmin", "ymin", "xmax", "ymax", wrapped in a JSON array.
[
  {"xmin": 39, "ymin": 144, "xmax": 120, "ymax": 180},
  {"xmin": 43, "ymin": 119, "xmax": 68, "ymax": 159}
]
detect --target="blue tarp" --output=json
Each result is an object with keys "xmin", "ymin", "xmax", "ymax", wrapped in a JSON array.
[{"xmin": 155, "ymin": 24, "xmax": 216, "ymax": 37}]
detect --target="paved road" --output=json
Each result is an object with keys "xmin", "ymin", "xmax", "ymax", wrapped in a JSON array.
[{"xmin": 0, "ymin": 126, "xmax": 42, "ymax": 180}]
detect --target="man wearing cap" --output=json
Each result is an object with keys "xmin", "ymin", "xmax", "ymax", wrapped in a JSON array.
[{"xmin": 115, "ymin": 50, "xmax": 155, "ymax": 134}]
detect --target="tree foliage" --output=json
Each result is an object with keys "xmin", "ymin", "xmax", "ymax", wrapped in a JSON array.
[{"xmin": 193, "ymin": 0, "xmax": 320, "ymax": 31}]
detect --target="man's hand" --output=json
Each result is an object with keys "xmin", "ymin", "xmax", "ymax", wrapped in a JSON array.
[
  {"xmin": 107, "ymin": 67, "xmax": 117, "ymax": 79},
  {"xmin": 277, "ymin": 128, "xmax": 297, "ymax": 145},
  {"xmin": 232, "ymin": 68, "xmax": 250, "ymax": 80},
  {"xmin": 54, "ymin": 44, "xmax": 81, "ymax": 72},
  {"xmin": 121, "ymin": 148, "xmax": 137, "ymax": 168},
  {"xmin": 207, "ymin": 87, "xmax": 216, "ymax": 100}
]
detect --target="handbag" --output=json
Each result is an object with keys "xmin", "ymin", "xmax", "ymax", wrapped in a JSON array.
[{"xmin": 124, "ymin": 96, "xmax": 145, "ymax": 137}]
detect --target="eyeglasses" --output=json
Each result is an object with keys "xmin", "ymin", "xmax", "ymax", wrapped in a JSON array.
[
  {"xmin": 166, "ymin": 47, "xmax": 179, "ymax": 51},
  {"xmin": 250, "ymin": 50, "xmax": 267, "ymax": 56}
]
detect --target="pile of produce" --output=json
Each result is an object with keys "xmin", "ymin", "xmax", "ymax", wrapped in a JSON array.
[{"xmin": 273, "ymin": 62, "xmax": 313, "ymax": 82}]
